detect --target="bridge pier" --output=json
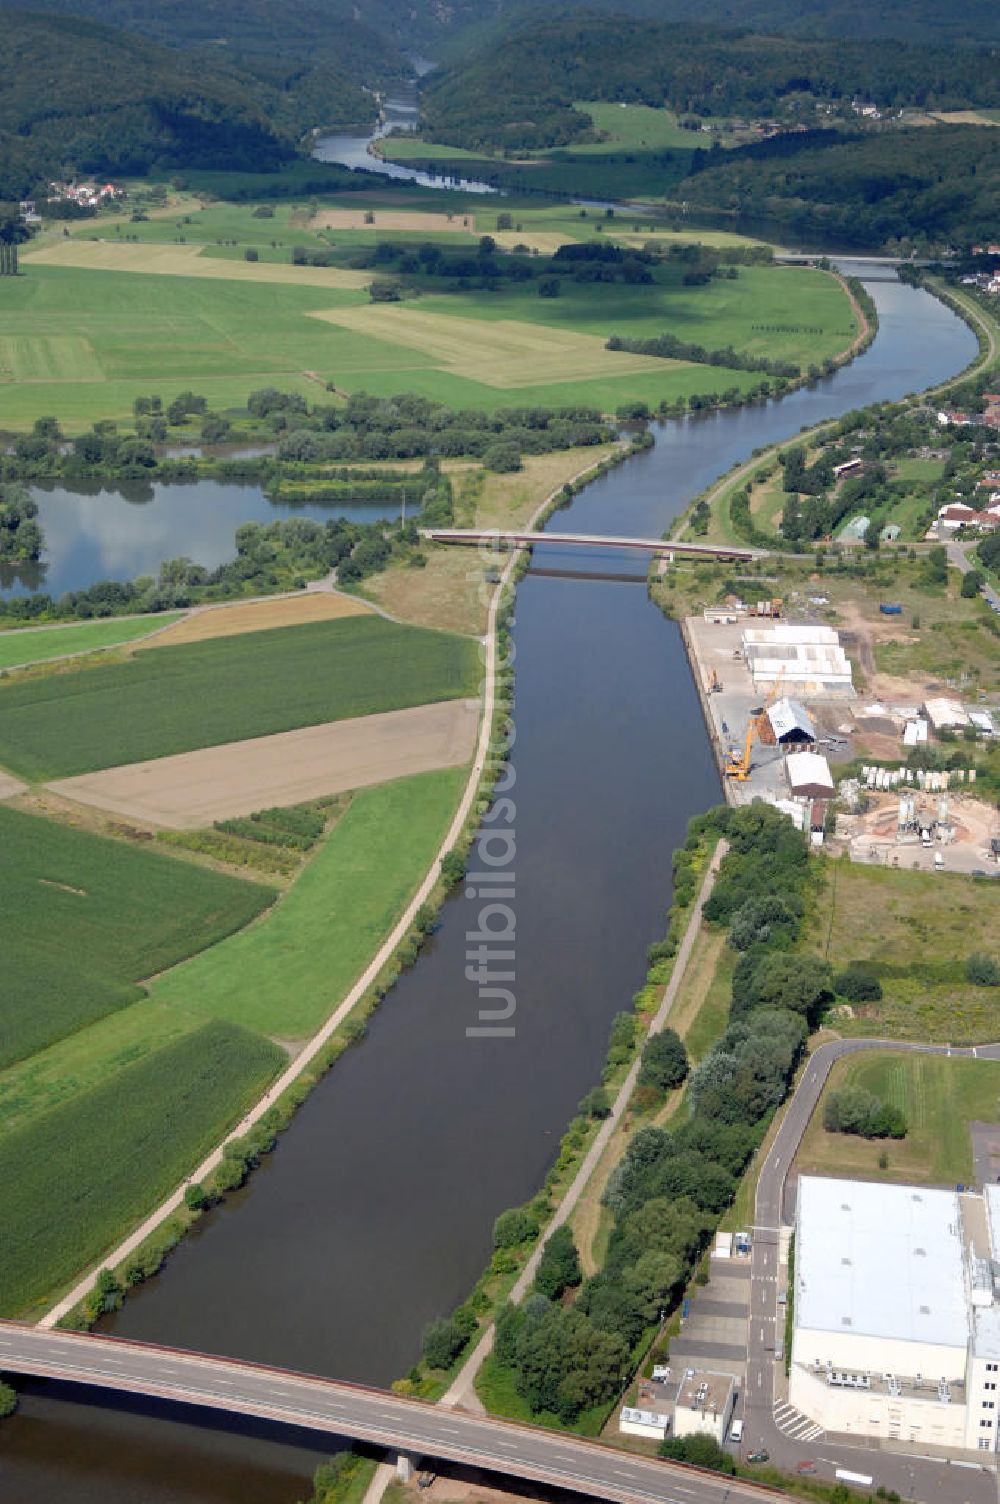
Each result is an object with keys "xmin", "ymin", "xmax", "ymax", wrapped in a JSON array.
[{"xmin": 396, "ymin": 1453, "xmax": 416, "ymax": 1483}]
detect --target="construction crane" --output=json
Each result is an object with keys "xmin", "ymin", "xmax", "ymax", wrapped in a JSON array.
[
  {"xmin": 724, "ymin": 667, "xmax": 786, "ymax": 781},
  {"xmin": 708, "ymin": 668, "xmax": 722, "ymax": 694}
]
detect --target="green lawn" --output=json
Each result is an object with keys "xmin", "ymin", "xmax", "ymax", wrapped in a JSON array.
[
  {"xmin": 0, "ymin": 615, "xmax": 479, "ymax": 781},
  {"xmin": 0, "ymin": 1019, "xmax": 284, "ymax": 1315},
  {"xmin": 0, "ymin": 803, "xmax": 275, "ymax": 1070},
  {"xmin": 796, "ymin": 1051, "xmax": 1000, "ymax": 1187},
  {"xmin": 0, "ymin": 613, "xmax": 181, "ymax": 671},
  {"xmin": 2, "ymin": 241, "xmax": 854, "ymax": 428},
  {"xmin": 154, "ymin": 767, "xmax": 467, "ymax": 1038}
]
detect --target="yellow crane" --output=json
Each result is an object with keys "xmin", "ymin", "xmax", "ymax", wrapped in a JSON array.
[{"xmin": 724, "ymin": 667, "xmax": 786, "ymax": 781}]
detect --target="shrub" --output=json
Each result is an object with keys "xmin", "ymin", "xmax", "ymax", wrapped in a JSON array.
[
  {"xmin": 967, "ymin": 952, "xmax": 1000, "ymax": 987},
  {"xmin": 535, "ymin": 1225, "xmax": 582, "ymax": 1300},
  {"xmin": 833, "ymin": 963, "xmax": 883, "ymax": 1002},
  {"xmin": 0, "ymin": 1381, "xmax": 16, "ymax": 1418},
  {"xmin": 183, "ymin": 1182, "xmax": 208, "ymax": 1211},
  {"xmin": 493, "ymin": 1206, "xmax": 538, "ymax": 1249},
  {"xmin": 579, "ymin": 1086, "xmax": 612, "ymax": 1119},
  {"xmin": 483, "ymin": 441, "xmax": 522, "ymax": 473},
  {"xmin": 824, "ymin": 1085, "xmax": 906, "ymax": 1139},
  {"xmin": 659, "ymin": 1434, "xmax": 735, "ymax": 1473},
  {"xmin": 244, "ymin": 248, "xmax": 259, "ymax": 262},
  {"xmin": 421, "ymin": 1316, "xmax": 467, "ymax": 1369},
  {"xmin": 638, "ymin": 1029, "xmax": 689, "ymax": 1093}
]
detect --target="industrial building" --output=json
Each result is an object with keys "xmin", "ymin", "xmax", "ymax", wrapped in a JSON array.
[
  {"xmin": 786, "ymin": 751, "xmax": 835, "ymax": 799},
  {"xmin": 791, "ymin": 1176, "xmax": 1000, "ymax": 1452},
  {"xmin": 742, "ymin": 624, "xmax": 854, "ymax": 696},
  {"xmin": 766, "ymin": 698, "xmax": 817, "ymax": 746},
  {"xmin": 673, "ymin": 1370, "xmax": 737, "ymax": 1444}
]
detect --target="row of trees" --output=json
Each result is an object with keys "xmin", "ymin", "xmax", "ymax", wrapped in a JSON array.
[{"xmin": 473, "ymin": 803, "xmax": 826, "ymax": 1424}]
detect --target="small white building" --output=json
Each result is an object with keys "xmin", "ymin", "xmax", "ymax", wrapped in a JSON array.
[
  {"xmin": 786, "ymin": 751, "xmax": 835, "ymax": 799},
  {"xmin": 673, "ymin": 1370, "xmax": 737, "ymax": 1445},
  {"xmin": 924, "ymin": 698, "xmax": 969, "ymax": 732},
  {"xmin": 620, "ymin": 1404, "xmax": 672, "ymax": 1441}
]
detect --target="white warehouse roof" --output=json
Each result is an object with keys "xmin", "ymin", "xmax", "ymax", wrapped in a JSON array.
[
  {"xmin": 924, "ymin": 698, "xmax": 968, "ymax": 730},
  {"xmin": 786, "ymin": 751, "xmax": 835, "ymax": 796},
  {"xmin": 796, "ymin": 1177, "xmax": 968, "ymax": 1351},
  {"xmin": 767, "ymin": 698, "xmax": 816, "ymax": 743}
]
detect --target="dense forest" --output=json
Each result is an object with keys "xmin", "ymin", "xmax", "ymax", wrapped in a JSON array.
[
  {"xmin": 0, "ymin": 11, "xmax": 376, "ymax": 198},
  {"xmin": 683, "ymin": 123, "xmax": 1000, "ymax": 250},
  {"xmin": 420, "ymin": 13, "xmax": 1000, "ymax": 153},
  {"xmin": 0, "ymin": 0, "xmax": 405, "ymax": 80}
]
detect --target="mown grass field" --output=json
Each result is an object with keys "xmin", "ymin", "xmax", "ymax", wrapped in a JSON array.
[
  {"xmin": 0, "ymin": 615, "xmax": 479, "ymax": 781},
  {"xmin": 4, "ymin": 237, "xmax": 854, "ymax": 427},
  {"xmin": 811, "ymin": 860, "xmax": 1000, "ymax": 1042},
  {"xmin": 796, "ymin": 1051, "xmax": 1000, "ymax": 1187},
  {"xmin": 0, "ymin": 613, "xmax": 181, "ymax": 670},
  {"xmin": 154, "ymin": 766, "xmax": 468, "ymax": 1038},
  {"xmin": 0, "ymin": 803, "xmax": 275, "ymax": 1069},
  {"xmin": 0, "ymin": 1019, "xmax": 284, "ymax": 1315}
]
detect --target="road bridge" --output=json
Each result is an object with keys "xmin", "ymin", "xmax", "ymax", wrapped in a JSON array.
[
  {"xmin": 422, "ymin": 528, "xmax": 762, "ymax": 562},
  {"xmin": 1, "ymin": 1320, "xmax": 787, "ymax": 1504}
]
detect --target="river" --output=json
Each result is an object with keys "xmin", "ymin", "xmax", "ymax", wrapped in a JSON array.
[{"xmin": 0, "ymin": 273, "xmax": 977, "ymax": 1502}]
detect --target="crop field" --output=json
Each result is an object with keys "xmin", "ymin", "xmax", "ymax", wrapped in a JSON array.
[
  {"xmin": 3, "ymin": 237, "xmax": 854, "ymax": 427},
  {"xmin": 796, "ymin": 1051, "xmax": 1000, "ymax": 1187},
  {"xmin": 24, "ymin": 239, "xmax": 371, "ymax": 289},
  {"xmin": 0, "ymin": 1019, "xmax": 284, "ymax": 1314},
  {"xmin": 309, "ymin": 304, "xmax": 670, "ymax": 388},
  {"xmin": 51, "ymin": 698, "xmax": 479, "ymax": 828},
  {"xmin": 0, "ymin": 803, "xmax": 274, "ymax": 1069},
  {"xmin": 810, "ymin": 861, "xmax": 1000, "ymax": 1042},
  {"xmin": 154, "ymin": 766, "xmax": 467, "ymax": 1038},
  {"xmin": 147, "ymin": 593, "xmax": 369, "ymax": 650},
  {"xmin": 0, "ymin": 615, "xmax": 480, "ymax": 781},
  {"xmin": 0, "ymin": 613, "xmax": 182, "ymax": 670}
]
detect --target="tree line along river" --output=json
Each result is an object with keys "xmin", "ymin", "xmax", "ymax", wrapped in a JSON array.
[{"xmin": 0, "ymin": 268, "xmax": 979, "ymax": 1502}]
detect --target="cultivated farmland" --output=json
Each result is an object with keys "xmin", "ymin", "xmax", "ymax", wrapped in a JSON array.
[
  {"xmin": 0, "ymin": 1019, "xmax": 284, "ymax": 1315},
  {"xmin": 0, "ymin": 804, "xmax": 275, "ymax": 1069},
  {"xmin": 0, "ymin": 615, "xmax": 480, "ymax": 781},
  {"xmin": 146, "ymin": 592, "xmax": 369, "ymax": 650}
]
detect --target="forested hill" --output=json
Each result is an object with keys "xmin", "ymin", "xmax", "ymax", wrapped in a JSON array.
[
  {"xmin": 0, "ymin": 11, "xmax": 375, "ymax": 198},
  {"xmin": 0, "ymin": 0, "xmax": 405, "ymax": 81},
  {"xmin": 420, "ymin": 13, "xmax": 1000, "ymax": 153},
  {"xmin": 683, "ymin": 124, "xmax": 1000, "ymax": 252}
]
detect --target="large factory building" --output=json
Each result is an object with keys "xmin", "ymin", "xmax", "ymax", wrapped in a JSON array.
[{"xmin": 791, "ymin": 1176, "xmax": 1000, "ymax": 1452}]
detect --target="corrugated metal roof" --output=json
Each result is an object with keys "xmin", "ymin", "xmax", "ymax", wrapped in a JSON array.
[
  {"xmin": 767, "ymin": 697, "xmax": 816, "ymax": 743},
  {"xmin": 786, "ymin": 751, "xmax": 835, "ymax": 794}
]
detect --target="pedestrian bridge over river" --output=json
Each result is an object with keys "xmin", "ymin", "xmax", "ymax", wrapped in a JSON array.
[
  {"xmin": 1, "ymin": 1319, "xmax": 774, "ymax": 1504},
  {"xmin": 422, "ymin": 528, "xmax": 762, "ymax": 562}
]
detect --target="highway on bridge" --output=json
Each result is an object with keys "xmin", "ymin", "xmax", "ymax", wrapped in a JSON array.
[
  {"xmin": 1, "ymin": 1320, "xmax": 796, "ymax": 1504},
  {"xmin": 422, "ymin": 528, "xmax": 763, "ymax": 562}
]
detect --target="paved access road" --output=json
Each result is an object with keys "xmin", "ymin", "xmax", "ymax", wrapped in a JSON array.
[
  {"xmin": 741, "ymin": 1038, "xmax": 1000, "ymax": 1504},
  {"xmin": 0, "ymin": 1320, "xmax": 806, "ymax": 1504}
]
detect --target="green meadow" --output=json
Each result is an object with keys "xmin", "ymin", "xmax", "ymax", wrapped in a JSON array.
[
  {"xmin": 0, "ymin": 803, "xmax": 275, "ymax": 1069},
  {"xmin": 0, "ymin": 614, "xmax": 479, "ymax": 780},
  {"xmin": 0, "ymin": 613, "xmax": 181, "ymax": 670},
  {"xmin": 154, "ymin": 766, "xmax": 468, "ymax": 1037}
]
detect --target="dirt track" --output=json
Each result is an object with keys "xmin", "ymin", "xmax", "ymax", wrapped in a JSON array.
[
  {"xmin": 47, "ymin": 700, "xmax": 479, "ymax": 829},
  {"xmin": 145, "ymin": 593, "xmax": 370, "ymax": 649},
  {"xmin": 0, "ymin": 770, "xmax": 26, "ymax": 801}
]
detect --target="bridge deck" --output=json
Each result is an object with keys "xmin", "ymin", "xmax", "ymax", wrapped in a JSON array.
[
  {"xmin": 0, "ymin": 1319, "xmax": 779, "ymax": 1504},
  {"xmin": 423, "ymin": 529, "xmax": 760, "ymax": 561}
]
